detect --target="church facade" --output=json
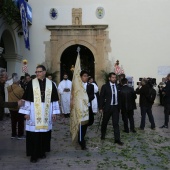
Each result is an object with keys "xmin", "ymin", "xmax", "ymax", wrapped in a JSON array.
[{"xmin": 0, "ymin": 0, "xmax": 170, "ymax": 90}]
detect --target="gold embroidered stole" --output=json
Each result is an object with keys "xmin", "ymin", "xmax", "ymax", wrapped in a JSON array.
[{"xmin": 33, "ymin": 78, "xmax": 52, "ymax": 130}]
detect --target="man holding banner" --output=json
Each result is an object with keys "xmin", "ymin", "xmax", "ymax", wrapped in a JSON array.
[{"xmin": 70, "ymin": 48, "xmax": 95, "ymax": 150}]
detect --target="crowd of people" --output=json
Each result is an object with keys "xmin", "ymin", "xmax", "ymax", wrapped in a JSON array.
[{"xmin": 0, "ymin": 66, "xmax": 170, "ymax": 163}]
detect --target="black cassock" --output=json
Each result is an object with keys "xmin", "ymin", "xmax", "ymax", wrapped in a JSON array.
[{"xmin": 22, "ymin": 78, "xmax": 59, "ymax": 159}]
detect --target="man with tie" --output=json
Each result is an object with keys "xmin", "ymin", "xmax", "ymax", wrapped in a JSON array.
[{"xmin": 100, "ymin": 72, "xmax": 123, "ymax": 145}]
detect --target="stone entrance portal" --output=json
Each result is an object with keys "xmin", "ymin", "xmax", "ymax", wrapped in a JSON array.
[{"xmin": 45, "ymin": 25, "xmax": 111, "ymax": 87}]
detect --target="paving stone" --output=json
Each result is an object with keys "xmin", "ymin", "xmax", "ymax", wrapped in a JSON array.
[{"xmin": 0, "ymin": 105, "xmax": 170, "ymax": 170}]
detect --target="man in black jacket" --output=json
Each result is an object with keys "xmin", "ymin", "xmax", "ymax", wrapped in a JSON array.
[
  {"xmin": 136, "ymin": 78, "xmax": 156, "ymax": 130},
  {"xmin": 160, "ymin": 74, "xmax": 170, "ymax": 128},
  {"xmin": 78, "ymin": 71, "xmax": 95, "ymax": 150},
  {"xmin": 120, "ymin": 78, "xmax": 137, "ymax": 133},
  {"xmin": 100, "ymin": 72, "xmax": 123, "ymax": 146}
]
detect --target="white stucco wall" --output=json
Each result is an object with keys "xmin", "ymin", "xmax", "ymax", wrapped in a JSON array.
[
  {"xmin": 1, "ymin": 0, "xmax": 169, "ymax": 103},
  {"xmin": 26, "ymin": 0, "xmax": 170, "ymax": 83}
]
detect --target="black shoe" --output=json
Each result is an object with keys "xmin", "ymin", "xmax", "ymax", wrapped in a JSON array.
[
  {"xmin": 101, "ymin": 135, "xmax": 105, "ymax": 140},
  {"xmin": 30, "ymin": 157, "xmax": 37, "ymax": 163},
  {"xmin": 123, "ymin": 130, "xmax": 129, "ymax": 133},
  {"xmin": 81, "ymin": 146, "xmax": 88, "ymax": 150},
  {"xmin": 115, "ymin": 140, "xmax": 124, "ymax": 146},
  {"xmin": 160, "ymin": 125, "xmax": 168, "ymax": 128},
  {"xmin": 40, "ymin": 154, "xmax": 46, "ymax": 159},
  {"xmin": 130, "ymin": 129, "xmax": 136, "ymax": 133}
]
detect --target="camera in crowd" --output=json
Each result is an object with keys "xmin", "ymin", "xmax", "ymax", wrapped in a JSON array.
[{"xmin": 137, "ymin": 77, "xmax": 157, "ymax": 87}]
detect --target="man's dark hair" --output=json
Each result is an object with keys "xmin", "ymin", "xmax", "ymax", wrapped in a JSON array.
[
  {"xmin": 88, "ymin": 76, "xmax": 93, "ymax": 81},
  {"xmin": 47, "ymin": 74, "xmax": 52, "ymax": 77},
  {"xmin": 36, "ymin": 65, "xmax": 46, "ymax": 71},
  {"xmin": 63, "ymin": 73, "xmax": 68, "ymax": 76},
  {"xmin": 20, "ymin": 76, "xmax": 25, "ymax": 81},
  {"xmin": 121, "ymin": 78, "xmax": 128, "ymax": 85},
  {"xmin": 108, "ymin": 72, "xmax": 116, "ymax": 78},
  {"xmin": 80, "ymin": 70, "xmax": 89, "ymax": 77},
  {"xmin": 120, "ymin": 74, "xmax": 126, "ymax": 79},
  {"xmin": 25, "ymin": 74, "xmax": 30, "ymax": 78},
  {"xmin": 31, "ymin": 75, "xmax": 36, "ymax": 79},
  {"xmin": 12, "ymin": 73, "xmax": 17, "ymax": 78}
]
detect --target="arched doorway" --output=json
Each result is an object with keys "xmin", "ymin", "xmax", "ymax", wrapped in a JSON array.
[
  {"xmin": 0, "ymin": 29, "xmax": 22, "ymax": 76},
  {"xmin": 0, "ymin": 38, "xmax": 7, "ymax": 69},
  {"xmin": 60, "ymin": 44, "xmax": 95, "ymax": 80}
]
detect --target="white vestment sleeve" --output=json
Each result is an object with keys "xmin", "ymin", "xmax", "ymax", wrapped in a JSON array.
[
  {"xmin": 58, "ymin": 82, "xmax": 64, "ymax": 95},
  {"xmin": 52, "ymin": 101, "xmax": 60, "ymax": 114},
  {"xmin": 19, "ymin": 101, "xmax": 31, "ymax": 115},
  {"xmin": 93, "ymin": 83, "xmax": 98, "ymax": 93}
]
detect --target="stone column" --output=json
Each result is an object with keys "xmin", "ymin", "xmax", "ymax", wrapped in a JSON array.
[{"xmin": 3, "ymin": 53, "xmax": 22, "ymax": 76}]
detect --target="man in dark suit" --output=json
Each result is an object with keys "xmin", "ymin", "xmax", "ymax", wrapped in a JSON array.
[
  {"xmin": 78, "ymin": 70, "xmax": 95, "ymax": 150},
  {"xmin": 120, "ymin": 78, "xmax": 137, "ymax": 133},
  {"xmin": 160, "ymin": 73, "xmax": 170, "ymax": 128},
  {"xmin": 99, "ymin": 72, "xmax": 123, "ymax": 146},
  {"xmin": 136, "ymin": 78, "xmax": 156, "ymax": 130}
]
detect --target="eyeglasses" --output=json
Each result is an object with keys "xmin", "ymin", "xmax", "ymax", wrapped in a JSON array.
[{"xmin": 35, "ymin": 71, "xmax": 44, "ymax": 74}]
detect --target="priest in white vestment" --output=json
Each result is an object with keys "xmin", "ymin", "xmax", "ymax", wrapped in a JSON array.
[
  {"xmin": 19, "ymin": 65, "xmax": 60, "ymax": 163},
  {"xmin": 58, "ymin": 73, "xmax": 72, "ymax": 118}
]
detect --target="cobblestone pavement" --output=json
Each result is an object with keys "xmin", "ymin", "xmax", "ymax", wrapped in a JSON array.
[{"xmin": 0, "ymin": 105, "xmax": 170, "ymax": 170}]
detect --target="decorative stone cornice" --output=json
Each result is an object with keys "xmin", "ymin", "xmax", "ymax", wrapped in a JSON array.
[
  {"xmin": 3, "ymin": 53, "xmax": 23, "ymax": 62},
  {"xmin": 46, "ymin": 25, "xmax": 108, "ymax": 31}
]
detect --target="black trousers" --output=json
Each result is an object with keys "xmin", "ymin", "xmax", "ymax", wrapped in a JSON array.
[
  {"xmin": 164, "ymin": 104, "xmax": 170, "ymax": 126},
  {"xmin": 26, "ymin": 131, "xmax": 51, "ymax": 159},
  {"xmin": 101, "ymin": 105, "xmax": 120, "ymax": 141},
  {"xmin": 159, "ymin": 92, "xmax": 163, "ymax": 105},
  {"xmin": 78, "ymin": 124, "xmax": 88, "ymax": 148},
  {"xmin": 10, "ymin": 110, "xmax": 24, "ymax": 137},
  {"xmin": 0, "ymin": 108, "xmax": 4, "ymax": 120},
  {"xmin": 140, "ymin": 106, "xmax": 155, "ymax": 129},
  {"xmin": 121, "ymin": 110, "xmax": 135, "ymax": 131},
  {"xmin": 77, "ymin": 106, "xmax": 94, "ymax": 148}
]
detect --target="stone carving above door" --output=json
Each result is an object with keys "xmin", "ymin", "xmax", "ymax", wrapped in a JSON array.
[{"xmin": 72, "ymin": 8, "xmax": 82, "ymax": 25}]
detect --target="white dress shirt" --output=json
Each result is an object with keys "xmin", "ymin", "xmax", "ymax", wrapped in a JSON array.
[
  {"xmin": 110, "ymin": 82, "xmax": 118, "ymax": 105},
  {"xmin": 82, "ymin": 82, "xmax": 87, "ymax": 90}
]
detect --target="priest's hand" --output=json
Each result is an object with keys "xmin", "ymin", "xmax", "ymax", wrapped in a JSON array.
[
  {"xmin": 52, "ymin": 114, "xmax": 57, "ymax": 122},
  {"xmin": 24, "ymin": 115, "xmax": 30, "ymax": 120}
]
